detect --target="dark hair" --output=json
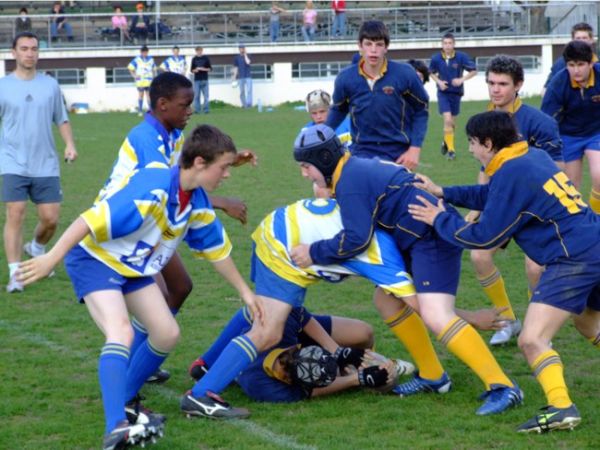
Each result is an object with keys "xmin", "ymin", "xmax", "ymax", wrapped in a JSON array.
[
  {"xmin": 571, "ymin": 22, "xmax": 594, "ymax": 38},
  {"xmin": 465, "ymin": 111, "xmax": 519, "ymax": 152},
  {"xmin": 485, "ymin": 55, "xmax": 524, "ymax": 85},
  {"xmin": 173, "ymin": 45, "xmax": 179, "ymax": 50},
  {"xmin": 149, "ymin": 72, "xmax": 192, "ymax": 110},
  {"xmin": 563, "ymin": 40, "xmax": 593, "ymax": 63},
  {"xmin": 180, "ymin": 124, "xmax": 237, "ymax": 168},
  {"xmin": 407, "ymin": 59, "xmax": 430, "ymax": 84},
  {"xmin": 443, "ymin": 32, "xmax": 455, "ymax": 41},
  {"xmin": 19, "ymin": 7, "xmax": 28, "ymax": 13},
  {"xmin": 358, "ymin": 20, "xmax": 390, "ymax": 47},
  {"xmin": 141, "ymin": 45, "xmax": 149, "ymax": 52},
  {"xmin": 12, "ymin": 31, "xmax": 38, "ymax": 49},
  {"xmin": 195, "ymin": 46, "xmax": 203, "ymax": 51},
  {"xmin": 113, "ymin": 5, "xmax": 122, "ymax": 11}
]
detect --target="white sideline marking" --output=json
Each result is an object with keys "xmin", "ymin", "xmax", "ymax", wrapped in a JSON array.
[{"xmin": 1, "ymin": 321, "xmax": 317, "ymax": 450}]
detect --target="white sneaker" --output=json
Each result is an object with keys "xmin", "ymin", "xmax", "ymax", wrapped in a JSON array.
[
  {"xmin": 6, "ymin": 275, "xmax": 24, "ymax": 293},
  {"xmin": 23, "ymin": 242, "xmax": 54, "ymax": 277},
  {"xmin": 394, "ymin": 359, "xmax": 416, "ymax": 377},
  {"xmin": 490, "ymin": 319, "xmax": 522, "ymax": 346}
]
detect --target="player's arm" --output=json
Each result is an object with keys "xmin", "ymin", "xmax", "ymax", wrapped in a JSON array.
[
  {"xmin": 530, "ymin": 114, "xmax": 565, "ymax": 168},
  {"xmin": 58, "ymin": 121, "xmax": 78, "ymax": 162},
  {"xmin": 456, "ymin": 67, "xmax": 477, "ymax": 85},
  {"xmin": 399, "ymin": 70, "xmax": 429, "ymax": 167},
  {"xmin": 326, "ymin": 74, "xmax": 350, "ymax": 130},
  {"xmin": 540, "ymin": 77, "xmax": 564, "ymax": 119},
  {"xmin": 302, "ymin": 317, "xmax": 338, "ymax": 354},
  {"xmin": 210, "ymin": 195, "xmax": 248, "ymax": 225}
]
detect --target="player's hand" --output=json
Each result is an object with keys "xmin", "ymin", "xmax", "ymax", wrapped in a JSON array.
[
  {"xmin": 468, "ymin": 307, "xmax": 510, "ymax": 331},
  {"xmin": 17, "ymin": 255, "xmax": 54, "ymax": 285},
  {"xmin": 242, "ymin": 292, "xmax": 265, "ymax": 326},
  {"xmin": 464, "ymin": 210, "xmax": 481, "ymax": 223},
  {"xmin": 437, "ymin": 80, "xmax": 448, "ymax": 91},
  {"xmin": 408, "ymin": 195, "xmax": 446, "ymax": 225},
  {"xmin": 334, "ymin": 347, "xmax": 365, "ymax": 369},
  {"xmin": 290, "ymin": 244, "xmax": 312, "ymax": 268},
  {"xmin": 451, "ymin": 77, "xmax": 464, "ymax": 87},
  {"xmin": 233, "ymin": 149, "xmax": 258, "ymax": 167},
  {"xmin": 413, "ymin": 173, "xmax": 443, "ymax": 197},
  {"xmin": 220, "ymin": 197, "xmax": 248, "ymax": 224},
  {"xmin": 358, "ymin": 366, "xmax": 389, "ymax": 388},
  {"xmin": 396, "ymin": 146, "xmax": 420, "ymax": 170},
  {"xmin": 64, "ymin": 145, "xmax": 78, "ymax": 163}
]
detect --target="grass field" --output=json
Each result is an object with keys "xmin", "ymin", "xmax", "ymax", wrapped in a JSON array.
[{"xmin": 1, "ymin": 99, "xmax": 598, "ymax": 450}]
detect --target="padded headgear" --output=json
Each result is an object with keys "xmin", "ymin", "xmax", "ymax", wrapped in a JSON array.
[
  {"xmin": 305, "ymin": 89, "xmax": 332, "ymax": 112},
  {"xmin": 291, "ymin": 346, "xmax": 338, "ymax": 389},
  {"xmin": 293, "ymin": 124, "xmax": 345, "ymax": 186}
]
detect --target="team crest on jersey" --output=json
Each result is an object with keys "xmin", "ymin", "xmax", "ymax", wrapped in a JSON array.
[
  {"xmin": 592, "ymin": 95, "xmax": 600, "ymax": 102},
  {"xmin": 382, "ymin": 86, "xmax": 395, "ymax": 95},
  {"xmin": 452, "ymin": 63, "xmax": 459, "ymax": 69}
]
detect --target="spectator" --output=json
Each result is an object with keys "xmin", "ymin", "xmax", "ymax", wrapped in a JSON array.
[
  {"xmin": 111, "ymin": 5, "xmax": 131, "ymax": 42},
  {"xmin": 302, "ymin": 0, "xmax": 317, "ymax": 42},
  {"xmin": 232, "ymin": 44, "xmax": 253, "ymax": 108},
  {"xmin": 50, "ymin": 1, "xmax": 74, "ymax": 42},
  {"xmin": 15, "ymin": 7, "xmax": 32, "ymax": 34},
  {"xmin": 331, "ymin": 0, "xmax": 346, "ymax": 38},
  {"xmin": 131, "ymin": 1, "xmax": 150, "ymax": 43},
  {"xmin": 269, "ymin": 2, "xmax": 286, "ymax": 43},
  {"xmin": 190, "ymin": 46, "xmax": 212, "ymax": 114}
]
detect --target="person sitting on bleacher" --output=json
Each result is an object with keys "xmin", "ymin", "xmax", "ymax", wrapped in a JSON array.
[
  {"xmin": 131, "ymin": 2, "xmax": 150, "ymax": 43},
  {"xmin": 50, "ymin": 1, "xmax": 74, "ymax": 42},
  {"xmin": 15, "ymin": 7, "xmax": 32, "ymax": 34},
  {"xmin": 111, "ymin": 5, "xmax": 131, "ymax": 42}
]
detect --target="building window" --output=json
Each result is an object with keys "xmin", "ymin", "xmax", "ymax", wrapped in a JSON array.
[
  {"xmin": 106, "ymin": 67, "xmax": 133, "ymax": 84},
  {"xmin": 210, "ymin": 64, "xmax": 272, "ymax": 81},
  {"xmin": 45, "ymin": 69, "xmax": 85, "ymax": 85},
  {"xmin": 292, "ymin": 62, "xmax": 350, "ymax": 79},
  {"xmin": 476, "ymin": 55, "xmax": 540, "ymax": 71}
]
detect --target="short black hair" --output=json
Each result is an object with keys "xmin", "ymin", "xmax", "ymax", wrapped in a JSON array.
[
  {"xmin": 407, "ymin": 59, "xmax": 429, "ymax": 84},
  {"xmin": 180, "ymin": 124, "xmax": 237, "ymax": 168},
  {"xmin": 571, "ymin": 22, "xmax": 594, "ymax": 38},
  {"xmin": 358, "ymin": 20, "xmax": 390, "ymax": 47},
  {"xmin": 563, "ymin": 40, "xmax": 593, "ymax": 63},
  {"xmin": 443, "ymin": 32, "xmax": 455, "ymax": 41},
  {"xmin": 12, "ymin": 31, "xmax": 38, "ymax": 49},
  {"xmin": 149, "ymin": 72, "xmax": 192, "ymax": 110},
  {"xmin": 465, "ymin": 111, "xmax": 519, "ymax": 152},
  {"xmin": 141, "ymin": 45, "xmax": 149, "ymax": 52},
  {"xmin": 485, "ymin": 55, "xmax": 524, "ymax": 85},
  {"xmin": 173, "ymin": 45, "xmax": 179, "ymax": 50},
  {"xmin": 19, "ymin": 7, "xmax": 28, "ymax": 13}
]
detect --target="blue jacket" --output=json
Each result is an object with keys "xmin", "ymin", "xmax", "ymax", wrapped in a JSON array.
[
  {"xmin": 436, "ymin": 141, "xmax": 600, "ymax": 265},
  {"xmin": 429, "ymin": 50, "xmax": 476, "ymax": 96}
]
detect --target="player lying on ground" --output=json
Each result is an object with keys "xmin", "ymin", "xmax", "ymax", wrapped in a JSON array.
[{"xmin": 18, "ymin": 124, "xmax": 262, "ymax": 450}]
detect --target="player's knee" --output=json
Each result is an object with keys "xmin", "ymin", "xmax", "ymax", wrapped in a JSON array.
[
  {"xmin": 39, "ymin": 214, "xmax": 59, "ymax": 232},
  {"xmin": 359, "ymin": 322, "xmax": 375, "ymax": 349},
  {"xmin": 572, "ymin": 312, "xmax": 599, "ymax": 340},
  {"xmin": 107, "ymin": 319, "xmax": 135, "ymax": 347},
  {"xmin": 246, "ymin": 327, "xmax": 282, "ymax": 352},
  {"xmin": 151, "ymin": 320, "xmax": 180, "ymax": 351},
  {"xmin": 470, "ymin": 250, "xmax": 493, "ymax": 272},
  {"xmin": 517, "ymin": 331, "xmax": 542, "ymax": 359}
]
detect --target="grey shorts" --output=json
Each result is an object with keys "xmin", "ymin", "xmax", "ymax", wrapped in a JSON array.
[{"xmin": 1, "ymin": 174, "xmax": 63, "ymax": 203}]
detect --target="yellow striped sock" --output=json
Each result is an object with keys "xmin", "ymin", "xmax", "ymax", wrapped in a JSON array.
[
  {"xmin": 589, "ymin": 332, "xmax": 600, "ymax": 348},
  {"xmin": 531, "ymin": 349, "xmax": 572, "ymax": 408},
  {"xmin": 443, "ymin": 130, "xmax": 455, "ymax": 152},
  {"xmin": 438, "ymin": 317, "xmax": 512, "ymax": 390},
  {"xmin": 478, "ymin": 269, "xmax": 516, "ymax": 320},
  {"xmin": 385, "ymin": 305, "xmax": 444, "ymax": 380},
  {"xmin": 589, "ymin": 189, "xmax": 600, "ymax": 213}
]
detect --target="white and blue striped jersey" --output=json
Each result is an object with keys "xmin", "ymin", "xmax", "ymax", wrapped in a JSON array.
[
  {"xmin": 128, "ymin": 55, "xmax": 156, "ymax": 87},
  {"xmin": 81, "ymin": 165, "xmax": 231, "ymax": 277},
  {"xmin": 251, "ymin": 198, "xmax": 415, "ymax": 297},
  {"xmin": 160, "ymin": 55, "xmax": 187, "ymax": 75}
]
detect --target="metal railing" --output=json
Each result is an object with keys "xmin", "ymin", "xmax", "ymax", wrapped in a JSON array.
[{"xmin": 1, "ymin": 3, "xmax": 593, "ymax": 50}]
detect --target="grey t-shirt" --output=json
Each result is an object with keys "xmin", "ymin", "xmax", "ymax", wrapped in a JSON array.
[{"xmin": 0, "ymin": 72, "xmax": 69, "ymax": 177}]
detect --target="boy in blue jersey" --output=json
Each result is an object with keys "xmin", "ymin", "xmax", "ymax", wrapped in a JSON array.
[
  {"xmin": 128, "ymin": 45, "xmax": 156, "ymax": 116},
  {"xmin": 542, "ymin": 22, "xmax": 597, "ymax": 95},
  {"xmin": 429, "ymin": 32, "xmax": 477, "ymax": 160},
  {"xmin": 409, "ymin": 110, "xmax": 600, "ymax": 433},
  {"xmin": 542, "ymin": 40, "xmax": 600, "ymax": 213},
  {"xmin": 302, "ymin": 89, "xmax": 352, "ymax": 149},
  {"xmin": 467, "ymin": 56, "xmax": 564, "ymax": 346},
  {"xmin": 290, "ymin": 125, "xmax": 522, "ymax": 416},
  {"xmin": 159, "ymin": 45, "xmax": 186, "ymax": 75},
  {"xmin": 326, "ymin": 20, "xmax": 428, "ymax": 169},
  {"xmin": 18, "ymin": 124, "xmax": 262, "ymax": 449}
]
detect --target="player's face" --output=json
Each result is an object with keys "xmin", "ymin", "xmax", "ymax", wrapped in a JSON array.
[
  {"xmin": 198, "ymin": 152, "xmax": 236, "ymax": 192},
  {"xmin": 442, "ymin": 38, "xmax": 455, "ymax": 54},
  {"xmin": 299, "ymin": 162, "xmax": 327, "ymax": 188},
  {"xmin": 12, "ymin": 36, "xmax": 39, "ymax": 71},
  {"xmin": 309, "ymin": 107, "xmax": 328, "ymax": 125},
  {"xmin": 566, "ymin": 60, "xmax": 593, "ymax": 85},
  {"xmin": 573, "ymin": 31, "xmax": 594, "ymax": 45},
  {"xmin": 468, "ymin": 136, "xmax": 494, "ymax": 166},
  {"xmin": 486, "ymin": 72, "xmax": 522, "ymax": 110},
  {"xmin": 161, "ymin": 87, "xmax": 194, "ymax": 130},
  {"xmin": 358, "ymin": 38, "xmax": 388, "ymax": 69},
  {"xmin": 173, "ymin": 48, "xmax": 179, "ymax": 56}
]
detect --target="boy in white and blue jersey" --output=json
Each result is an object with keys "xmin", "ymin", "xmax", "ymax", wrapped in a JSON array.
[
  {"xmin": 19, "ymin": 124, "xmax": 262, "ymax": 450},
  {"xmin": 128, "ymin": 45, "xmax": 156, "ymax": 115},
  {"xmin": 159, "ymin": 46, "xmax": 186, "ymax": 75}
]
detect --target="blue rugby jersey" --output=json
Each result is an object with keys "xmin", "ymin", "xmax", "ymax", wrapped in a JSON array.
[
  {"xmin": 96, "ymin": 113, "xmax": 184, "ymax": 201},
  {"xmin": 308, "ymin": 154, "xmax": 437, "ymax": 265},
  {"xmin": 326, "ymin": 59, "xmax": 428, "ymax": 158},
  {"xmin": 159, "ymin": 55, "xmax": 187, "ymax": 75},
  {"xmin": 127, "ymin": 55, "xmax": 156, "ymax": 88},
  {"xmin": 541, "ymin": 64, "xmax": 600, "ymax": 137},
  {"xmin": 435, "ymin": 141, "xmax": 600, "ymax": 265},
  {"xmin": 429, "ymin": 50, "xmax": 476, "ymax": 96},
  {"xmin": 544, "ymin": 54, "xmax": 599, "ymax": 87},
  {"xmin": 80, "ymin": 165, "xmax": 231, "ymax": 276},
  {"xmin": 488, "ymin": 98, "xmax": 563, "ymax": 161}
]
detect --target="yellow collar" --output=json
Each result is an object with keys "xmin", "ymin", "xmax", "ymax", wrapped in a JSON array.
[
  {"xmin": 330, "ymin": 152, "xmax": 351, "ymax": 196},
  {"xmin": 485, "ymin": 141, "xmax": 529, "ymax": 177},
  {"xmin": 358, "ymin": 58, "xmax": 388, "ymax": 80},
  {"xmin": 442, "ymin": 50, "xmax": 456, "ymax": 60},
  {"xmin": 486, "ymin": 96, "xmax": 522, "ymax": 114},
  {"xmin": 263, "ymin": 346, "xmax": 296, "ymax": 384},
  {"xmin": 570, "ymin": 66, "xmax": 595, "ymax": 88}
]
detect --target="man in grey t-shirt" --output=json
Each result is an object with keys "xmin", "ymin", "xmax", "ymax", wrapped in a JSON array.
[{"xmin": 0, "ymin": 32, "xmax": 78, "ymax": 293}]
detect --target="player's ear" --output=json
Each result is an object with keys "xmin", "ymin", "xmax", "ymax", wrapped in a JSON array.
[{"xmin": 193, "ymin": 155, "xmax": 207, "ymax": 168}]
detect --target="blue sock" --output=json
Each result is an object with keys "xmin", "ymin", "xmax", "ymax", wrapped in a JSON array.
[
  {"xmin": 125, "ymin": 340, "xmax": 169, "ymax": 402},
  {"xmin": 99, "ymin": 343, "xmax": 130, "ymax": 433},
  {"xmin": 191, "ymin": 334, "xmax": 257, "ymax": 398},
  {"xmin": 138, "ymin": 99, "xmax": 143, "ymax": 112},
  {"xmin": 202, "ymin": 307, "xmax": 252, "ymax": 367},
  {"xmin": 129, "ymin": 317, "xmax": 148, "ymax": 359}
]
